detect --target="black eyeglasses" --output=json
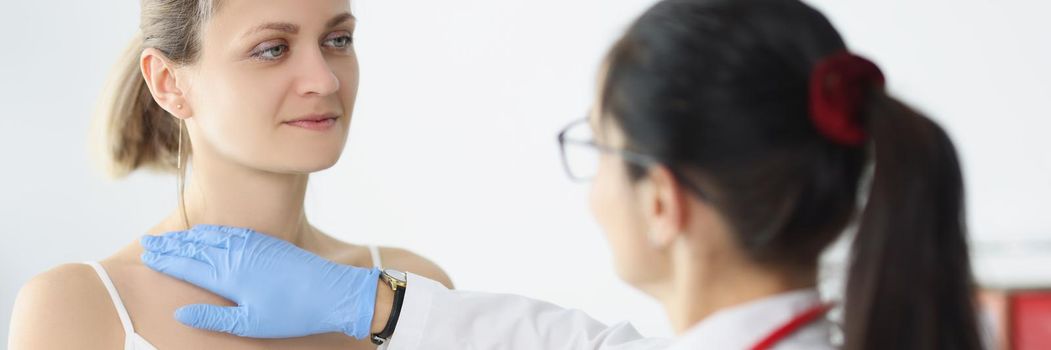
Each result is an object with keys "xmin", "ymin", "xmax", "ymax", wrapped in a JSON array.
[
  {"xmin": 556, "ymin": 118, "xmax": 709, "ymax": 199},
  {"xmin": 556, "ymin": 118, "xmax": 659, "ymax": 182}
]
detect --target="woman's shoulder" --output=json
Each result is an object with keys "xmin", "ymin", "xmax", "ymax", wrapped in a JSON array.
[
  {"xmin": 374, "ymin": 246, "xmax": 455, "ymax": 289},
  {"xmin": 8, "ymin": 262, "xmax": 125, "ymax": 349},
  {"xmin": 316, "ymin": 232, "xmax": 454, "ymax": 289}
]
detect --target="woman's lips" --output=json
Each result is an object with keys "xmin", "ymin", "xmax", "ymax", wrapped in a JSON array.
[{"xmin": 283, "ymin": 116, "xmax": 338, "ymax": 131}]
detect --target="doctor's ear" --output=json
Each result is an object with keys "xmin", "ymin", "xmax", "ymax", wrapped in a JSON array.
[
  {"xmin": 638, "ymin": 166, "xmax": 691, "ymax": 248},
  {"xmin": 141, "ymin": 48, "xmax": 192, "ymax": 119}
]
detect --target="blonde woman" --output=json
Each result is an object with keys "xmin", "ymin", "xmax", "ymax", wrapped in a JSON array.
[{"xmin": 8, "ymin": 0, "xmax": 452, "ymax": 349}]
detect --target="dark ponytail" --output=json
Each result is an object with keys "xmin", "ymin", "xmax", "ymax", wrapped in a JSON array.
[
  {"xmin": 600, "ymin": 0, "xmax": 983, "ymax": 348},
  {"xmin": 844, "ymin": 93, "xmax": 983, "ymax": 349}
]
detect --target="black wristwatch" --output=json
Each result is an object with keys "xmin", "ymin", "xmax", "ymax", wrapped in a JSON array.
[{"xmin": 371, "ymin": 269, "xmax": 407, "ymax": 345}]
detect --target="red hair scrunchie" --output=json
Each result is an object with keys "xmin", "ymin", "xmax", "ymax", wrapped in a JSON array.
[{"xmin": 809, "ymin": 51, "xmax": 885, "ymax": 147}]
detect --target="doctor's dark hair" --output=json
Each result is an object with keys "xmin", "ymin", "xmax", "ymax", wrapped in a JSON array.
[
  {"xmin": 93, "ymin": 0, "xmax": 220, "ymax": 178},
  {"xmin": 600, "ymin": 0, "xmax": 982, "ymax": 349}
]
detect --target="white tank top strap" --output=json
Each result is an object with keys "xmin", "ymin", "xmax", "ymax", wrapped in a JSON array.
[
  {"xmin": 81, "ymin": 262, "xmax": 162, "ymax": 350},
  {"xmin": 369, "ymin": 245, "xmax": 383, "ymax": 269},
  {"xmin": 83, "ymin": 261, "xmax": 135, "ymax": 334}
]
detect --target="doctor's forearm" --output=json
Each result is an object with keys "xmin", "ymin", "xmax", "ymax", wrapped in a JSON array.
[
  {"xmin": 371, "ymin": 279, "xmax": 395, "ymax": 334},
  {"xmin": 384, "ymin": 274, "xmax": 673, "ymax": 350}
]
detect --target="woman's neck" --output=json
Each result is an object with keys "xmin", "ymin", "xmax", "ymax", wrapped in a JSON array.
[
  {"xmin": 660, "ymin": 244, "xmax": 817, "ymax": 334},
  {"xmin": 157, "ymin": 154, "xmax": 318, "ymax": 248}
]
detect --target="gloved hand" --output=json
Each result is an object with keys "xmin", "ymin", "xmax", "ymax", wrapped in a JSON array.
[{"xmin": 139, "ymin": 224, "xmax": 381, "ymax": 339}]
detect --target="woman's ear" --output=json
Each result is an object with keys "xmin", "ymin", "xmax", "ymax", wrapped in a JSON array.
[
  {"xmin": 639, "ymin": 166, "xmax": 691, "ymax": 248},
  {"xmin": 140, "ymin": 48, "xmax": 192, "ymax": 119}
]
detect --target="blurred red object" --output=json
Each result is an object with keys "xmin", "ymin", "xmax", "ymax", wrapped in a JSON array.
[{"xmin": 980, "ymin": 289, "xmax": 1051, "ymax": 350}]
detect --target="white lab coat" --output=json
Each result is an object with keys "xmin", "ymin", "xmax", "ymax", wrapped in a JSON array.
[{"xmin": 385, "ymin": 273, "xmax": 835, "ymax": 350}]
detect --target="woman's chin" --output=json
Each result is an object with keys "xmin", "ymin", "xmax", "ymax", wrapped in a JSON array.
[{"xmin": 268, "ymin": 152, "xmax": 343, "ymax": 174}]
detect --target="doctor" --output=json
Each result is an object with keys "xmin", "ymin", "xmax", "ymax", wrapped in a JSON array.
[{"xmin": 139, "ymin": 0, "xmax": 984, "ymax": 349}]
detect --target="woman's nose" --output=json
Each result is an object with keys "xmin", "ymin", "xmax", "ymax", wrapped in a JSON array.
[{"xmin": 295, "ymin": 48, "xmax": 341, "ymax": 97}]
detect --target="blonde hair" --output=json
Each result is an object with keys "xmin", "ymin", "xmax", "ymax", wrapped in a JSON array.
[
  {"xmin": 92, "ymin": 0, "xmax": 221, "ymax": 228},
  {"xmin": 92, "ymin": 0, "xmax": 219, "ymax": 179}
]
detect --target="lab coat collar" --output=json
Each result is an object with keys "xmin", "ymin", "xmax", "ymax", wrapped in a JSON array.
[{"xmin": 665, "ymin": 289, "xmax": 834, "ymax": 350}]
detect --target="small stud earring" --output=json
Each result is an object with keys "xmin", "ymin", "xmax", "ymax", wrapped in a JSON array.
[{"xmin": 176, "ymin": 104, "xmax": 183, "ymax": 109}]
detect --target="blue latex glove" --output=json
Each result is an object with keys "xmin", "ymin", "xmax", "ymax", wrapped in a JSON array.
[{"xmin": 139, "ymin": 224, "xmax": 381, "ymax": 339}]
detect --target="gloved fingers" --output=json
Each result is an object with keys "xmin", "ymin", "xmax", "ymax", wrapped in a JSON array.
[
  {"xmin": 174, "ymin": 304, "xmax": 250, "ymax": 337},
  {"xmin": 191, "ymin": 224, "xmax": 253, "ymax": 241},
  {"xmin": 154, "ymin": 224, "xmax": 250, "ymax": 248},
  {"xmin": 141, "ymin": 236, "xmax": 217, "ymax": 261},
  {"xmin": 142, "ymin": 251, "xmax": 218, "ymax": 291}
]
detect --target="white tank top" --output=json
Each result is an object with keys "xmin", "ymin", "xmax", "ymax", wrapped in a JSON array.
[{"xmin": 86, "ymin": 245, "xmax": 385, "ymax": 350}]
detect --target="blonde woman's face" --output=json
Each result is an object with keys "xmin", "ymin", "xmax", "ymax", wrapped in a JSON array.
[{"xmin": 182, "ymin": 0, "xmax": 358, "ymax": 173}]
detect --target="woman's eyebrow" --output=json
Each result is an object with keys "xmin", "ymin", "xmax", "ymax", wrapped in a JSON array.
[
  {"xmin": 242, "ymin": 22, "xmax": 299, "ymax": 38},
  {"xmin": 240, "ymin": 12, "xmax": 356, "ymax": 39},
  {"xmin": 326, "ymin": 12, "xmax": 356, "ymax": 28}
]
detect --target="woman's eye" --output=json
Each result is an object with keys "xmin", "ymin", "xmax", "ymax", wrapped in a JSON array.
[
  {"xmin": 324, "ymin": 34, "xmax": 354, "ymax": 49},
  {"xmin": 251, "ymin": 42, "xmax": 289, "ymax": 61}
]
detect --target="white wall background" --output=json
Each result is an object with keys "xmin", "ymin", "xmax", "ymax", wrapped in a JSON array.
[{"xmin": 2, "ymin": 0, "xmax": 1049, "ymax": 344}]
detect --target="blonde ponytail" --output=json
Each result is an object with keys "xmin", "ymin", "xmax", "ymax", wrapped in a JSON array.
[
  {"xmin": 92, "ymin": 32, "xmax": 182, "ymax": 179},
  {"xmin": 91, "ymin": 0, "xmax": 219, "ymax": 179}
]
